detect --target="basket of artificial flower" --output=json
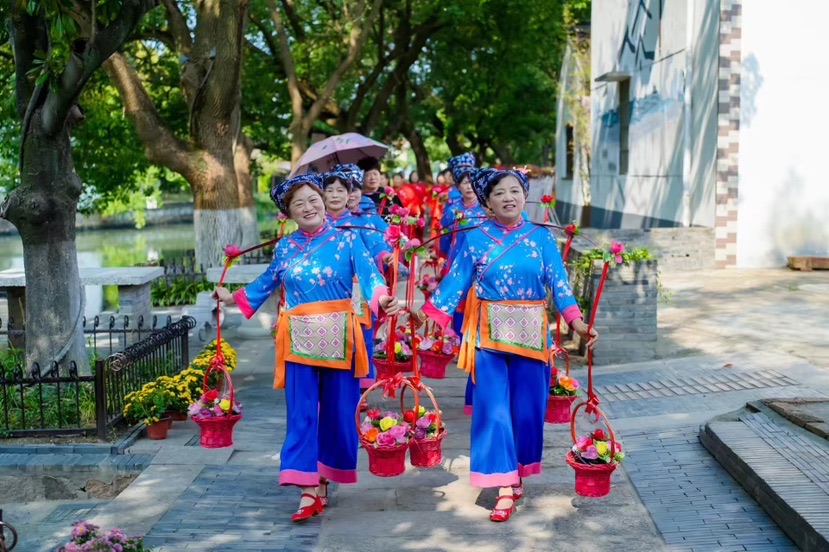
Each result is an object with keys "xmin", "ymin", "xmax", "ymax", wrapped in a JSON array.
[
  {"xmin": 417, "ymin": 327, "xmax": 460, "ymax": 379},
  {"xmin": 373, "ymin": 323, "xmax": 414, "ymax": 379},
  {"xmin": 358, "ymin": 408, "xmax": 414, "ymax": 476},
  {"xmin": 189, "ymin": 360, "xmax": 243, "ymax": 448},
  {"xmin": 566, "ymin": 403, "xmax": 624, "ymax": 497},
  {"xmin": 407, "ymin": 404, "xmax": 446, "ymax": 469},
  {"xmin": 417, "ymin": 273, "xmax": 440, "ymax": 301},
  {"xmin": 546, "ymin": 361, "xmax": 579, "ymax": 424}
]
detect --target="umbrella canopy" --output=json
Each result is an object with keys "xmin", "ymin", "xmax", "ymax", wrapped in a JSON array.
[{"xmin": 289, "ymin": 133, "xmax": 389, "ymax": 177}]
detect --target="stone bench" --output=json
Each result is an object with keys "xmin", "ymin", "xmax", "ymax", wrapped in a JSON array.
[
  {"xmin": 0, "ymin": 267, "xmax": 164, "ymax": 334},
  {"xmin": 206, "ymin": 264, "xmax": 274, "ymax": 339}
]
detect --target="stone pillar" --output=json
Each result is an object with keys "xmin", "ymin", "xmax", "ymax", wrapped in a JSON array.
[{"xmin": 117, "ymin": 283, "xmax": 153, "ymax": 326}]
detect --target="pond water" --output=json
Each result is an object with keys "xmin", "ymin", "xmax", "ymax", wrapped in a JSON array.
[{"xmin": 0, "ymin": 224, "xmax": 197, "ymax": 317}]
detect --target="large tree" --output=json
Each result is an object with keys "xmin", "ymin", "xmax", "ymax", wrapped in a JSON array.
[
  {"xmin": 0, "ymin": 0, "xmax": 156, "ymax": 374},
  {"xmin": 103, "ymin": 0, "xmax": 258, "ymax": 267}
]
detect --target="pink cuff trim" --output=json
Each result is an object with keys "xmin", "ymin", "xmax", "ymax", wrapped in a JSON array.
[
  {"xmin": 518, "ymin": 462, "xmax": 542, "ymax": 478},
  {"xmin": 318, "ymin": 462, "xmax": 357, "ymax": 485},
  {"xmin": 470, "ymin": 470, "xmax": 520, "ymax": 488},
  {"xmin": 234, "ymin": 289, "xmax": 256, "ymax": 319},
  {"xmin": 561, "ymin": 305, "xmax": 582, "ymax": 326},
  {"xmin": 463, "ymin": 405, "xmax": 473, "ymax": 416},
  {"xmin": 423, "ymin": 301, "xmax": 452, "ymax": 330},
  {"xmin": 375, "ymin": 250, "xmax": 391, "ymax": 272},
  {"xmin": 369, "ymin": 286, "xmax": 387, "ymax": 317},
  {"xmin": 279, "ymin": 469, "xmax": 319, "ymax": 487}
]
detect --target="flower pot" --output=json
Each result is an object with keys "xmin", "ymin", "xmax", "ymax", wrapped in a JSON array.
[
  {"xmin": 565, "ymin": 451, "xmax": 617, "ymax": 497},
  {"xmin": 409, "ymin": 429, "xmax": 446, "ymax": 469},
  {"xmin": 168, "ymin": 411, "xmax": 188, "ymax": 422},
  {"xmin": 419, "ymin": 350, "xmax": 454, "ymax": 379},
  {"xmin": 192, "ymin": 414, "xmax": 242, "ymax": 448},
  {"xmin": 362, "ymin": 439, "xmax": 409, "ymax": 477},
  {"xmin": 146, "ymin": 418, "xmax": 171, "ymax": 440},
  {"xmin": 545, "ymin": 395, "xmax": 578, "ymax": 424},
  {"xmin": 374, "ymin": 358, "xmax": 412, "ymax": 380}
]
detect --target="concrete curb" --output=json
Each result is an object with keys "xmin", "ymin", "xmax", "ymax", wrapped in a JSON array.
[
  {"xmin": 699, "ymin": 406, "xmax": 829, "ymax": 552},
  {"xmin": 0, "ymin": 421, "xmax": 145, "ymax": 457}
]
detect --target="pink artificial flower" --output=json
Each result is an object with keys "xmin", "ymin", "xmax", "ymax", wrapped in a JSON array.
[
  {"xmin": 417, "ymin": 218, "xmax": 426, "ymax": 228},
  {"xmin": 581, "ymin": 445, "xmax": 599, "ymax": 460},
  {"xmin": 387, "ymin": 425, "xmax": 408, "ymax": 443},
  {"xmin": 223, "ymin": 244, "xmax": 242, "ymax": 259},
  {"xmin": 575, "ymin": 435, "xmax": 593, "ymax": 451},
  {"xmin": 385, "ymin": 225, "xmax": 403, "ymax": 244},
  {"xmin": 419, "ymin": 338, "xmax": 435, "ymax": 351},
  {"xmin": 213, "ymin": 405, "xmax": 224, "ymax": 416},
  {"xmin": 610, "ymin": 241, "xmax": 626, "ymax": 264},
  {"xmin": 403, "ymin": 238, "xmax": 422, "ymax": 252},
  {"xmin": 441, "ymin": 341, "xmax": 454, "ymax": 355},
  {"xmin": 384, "ymin": 186, "xmax": 395, "ymax": 197},
  {"xmin": 376, "ymin": 432, "xmax": 396, "ymax": 446},
  {"xmin": 361, "ymin": 421, "xmax": 374, "ymax": 433}
]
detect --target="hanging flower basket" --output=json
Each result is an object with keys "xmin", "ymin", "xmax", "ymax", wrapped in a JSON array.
[
  {"xmin": 361, "ymin": 438, "xmax": 410, "ymax": 477},
  {"xmin": 410, "ymin": 428, "xmax": 446, "ymax": 468},
  {"xmin": 374, "ymin": 357, "xmax": 413, "ymax": 379},
  {"xmin": 419, "ymin": 350, "xmax": 453, "ymax": 379},
  {"xmin": 190, "ymin": 361, "xmax": 243, "ymax": 449},
  {"xmin": 545, "ymin": 395, "xmax": 577, "ymax": 424},
  {"xmin": 566, "ymin": 451, "xmax": 617, "ymax": 497}
]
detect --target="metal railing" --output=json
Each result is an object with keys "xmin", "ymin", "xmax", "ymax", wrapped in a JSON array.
[{"xmin": 0, "ymin": 316, "xmax": 195, "ymax": 440}]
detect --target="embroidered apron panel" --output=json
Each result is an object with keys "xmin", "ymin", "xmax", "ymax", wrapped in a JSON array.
[
  {"xmin": 351, "ymin": 280, "xmax": 364, "ymax": 317},
  {"xmin": 484, "ymin": 303, "xmax": 545, "ymax": 353},
  {"xmin": 288, "ymin": 311, "xmax": 349, "ymax": 361}
]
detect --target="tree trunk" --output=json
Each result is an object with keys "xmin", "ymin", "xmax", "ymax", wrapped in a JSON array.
[
  {"xmin": 407, "ymin": 127, "xmax": 431, "ymax": 183},
  {"xmin": 1, "ymin": 114, "xmax": 88, "ymax": 375}
]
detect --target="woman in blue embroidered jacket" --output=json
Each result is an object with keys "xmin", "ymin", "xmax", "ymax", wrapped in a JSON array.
[
  {"xmin": 414, "ymin": 168, "xmax": 598, "ymax": 522},
  {"xmin": 214, "ymin": 174, "xmax": 399, "ymax": 523}
]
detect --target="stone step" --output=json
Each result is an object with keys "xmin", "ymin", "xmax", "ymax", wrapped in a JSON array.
[{"xmin": 699, "ymin": 407, "xmax": 829, "ymax": 552}]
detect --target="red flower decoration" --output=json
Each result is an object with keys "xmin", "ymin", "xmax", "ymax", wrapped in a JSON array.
[
  {"xmin": 223, "ymin": 244, "xmax": 242, "ymax": 259},
  {"xmin": 565, "ymin": 223, "xmax": 579, "ymax": 237},
  {"xmin": 592, "ymin": 429, "xmax": 607, "ymax": 441},
  {"xmin": 541, "ymin": 194, "xmax": 553, "ymax": 205},
  {"xmin": 403, "ymin": 410, "xmax": 417, "ymax": 423},
  {"xmin": 385, "ymin": 225, "xmax": 403, "ymax": 244},
  {"xmin": 367, "ymin": 408, "xmax": 382, "ymax": 421},
  {"xmin": 416, "ymin": 218, "xmax": 426, "ymax": 229},
  {"xmin": 204, "ymin": 389, "xmax": 219, "ymax": 402}
]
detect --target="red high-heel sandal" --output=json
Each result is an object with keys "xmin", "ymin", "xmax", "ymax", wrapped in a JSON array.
[
  {"xmin": 489, "ymin": 495, "xmax": 516, "ymax": 522},
  {"xmin": 512, "ymin": 480, "xmax": 524, "ymax": 501},
  {"xmin": 318, "ymin": 478, "xmax": 330, "ymax": 508},
  {"xmin": 291, "ymin": 493, "xmax": 323, "ymax": 523}
]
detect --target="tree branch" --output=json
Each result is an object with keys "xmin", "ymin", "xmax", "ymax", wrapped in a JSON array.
[
  {"xmin": 267, "ymin": 0, "xmax": 304, "ymax": 126},
  {"xmin": 9, "ymin": 5, "xmax": 49, "ymax": 120},
  {"xmin": 41, "ymin": 0, "xmax": 158, "ymax": 136},
  {"xmin": 279, "ymin": 0, "xmax": 305, "ymax": 40},
  {"xmin": 158, "ymin": 0, "xmax": 193, "ymax": 56},
  {"xmin": 128, "ymin": 29, "xmax": 176, "ymax": 51},
  {"xmin": 103, "ymin": 51, "xmax": 196, "ymax": 177}
]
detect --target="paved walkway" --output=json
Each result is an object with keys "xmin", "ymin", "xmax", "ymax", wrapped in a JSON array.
[{"xmin": 3, "ymin": 267, "xmax": 829, "ymax": 551}]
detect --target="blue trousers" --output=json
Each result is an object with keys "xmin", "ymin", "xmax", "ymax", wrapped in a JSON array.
[
  {"xmin": 279, "ymin": 361, "xmax": 361, "ymax": 486},
  {"xmin": 469, "ymin": 349, "xmax": 550, "ymax": 488},
  {"xmin": 453, "ymin": 311, "xmax": 474, "ymax": 415}
]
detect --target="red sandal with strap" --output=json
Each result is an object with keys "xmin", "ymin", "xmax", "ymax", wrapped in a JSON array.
[
  {"xmin": 318, "ymin": 478, "xmax": 330, "ymax": 508},
  {"xmin": 291, "ymin": 493, "xmax": 323, "ymax": 523},
  {"xmin": 512, "ymin": 478, "xmax": 524, "ymax": 501},
  {"xmin": 489, "ymin": 494, "xmax": 516, "ymax": 522}
]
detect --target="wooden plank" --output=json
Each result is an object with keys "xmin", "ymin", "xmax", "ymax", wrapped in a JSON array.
[{"xmin": 788, "ymin": 256, "xmax": 829, "ymax": 272}]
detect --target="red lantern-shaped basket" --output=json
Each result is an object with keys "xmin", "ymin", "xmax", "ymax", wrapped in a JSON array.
[
  {"xmin": 546, "ymin": 348, "xmax": 577, "ymax": 424},
  {"xmin": 418, "ymin": 349, "xmax": 454, "ymax": 379},
  {"xmin": 567, "ymin": 402, "xmax": 619, "ymax": 497},
  {"xmin": 356, "ymin": 376, "xmax": 421, "ymax": 477},
  {"xmin": 373, "ymin": 319, "xmax": 414, "ymax": 378},
  {"xmin": 192, "ymin": 361, "xmax": 242, "ymax": 449},
  {"xmin": 399, "ymin": 383, "xmax": 446, "ymax": 469}
]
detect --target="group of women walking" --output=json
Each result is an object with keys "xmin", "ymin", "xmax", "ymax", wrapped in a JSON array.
[{"xmin": 214, "ymin": 153, "xmax": 599, "ymax": 523}]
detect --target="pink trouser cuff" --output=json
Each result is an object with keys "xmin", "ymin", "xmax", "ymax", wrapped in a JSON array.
[
  {"xmin": 561, "ymin": 305, "xmax": 583, "ymax": 326},
  {"xmin": 518, "ymin": 462, "xmax": 542, "ymax": 478},
  {"xmin": 318, "ymin": 462, "xmax": 357, "ymax": 484},
  {"xmin": 370, "ymin": 286, "xmax": 388, "ymax": 317},
  {"xmin": 470, "ymin": 470, "xmax": 520, "ymax": 488},
  {"xmin": 423, "ymin": 300, "xmax": 452, "ymax": 330},
  {"xmin": 279, "ymin": 469, "xmax": 319, "ymax": 487},
  {"xmin": 463, "ymin": 405, "xmax": 473, "ymax": 416},
  {"xmin": 233, "ymin": 288, "xmax": 256, "ymax": 319}
]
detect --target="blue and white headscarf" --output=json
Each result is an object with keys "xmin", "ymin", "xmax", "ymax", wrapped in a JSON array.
[
  {"xmin": 447, "ymin": 152, "xmax": 476, "ymax": 184},
  {"xmin": 270, "ymin": 173, "xmax": 325, "ymax": 214},
  {"xmin": 332, "ymin": 163, "xmax": 364, "ymax": 189},
  {"xmin": 470, "ymin": 168, "xmax": 529, "ymax": 207},
  {"xmin": 323, "ymin": 171, "xmax": 352, "ymax": 191}
]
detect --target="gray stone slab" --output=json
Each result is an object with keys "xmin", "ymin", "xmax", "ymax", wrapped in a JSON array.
[
  {"xmin": 150, "ymin": 445, "xmax": 234, "ymax": 466},
  {"xmin": 0, "ymin": 266, "xmax": 163, "ymax": 286}
]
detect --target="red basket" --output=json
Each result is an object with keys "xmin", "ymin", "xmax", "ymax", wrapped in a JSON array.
[
  {"xmin": 409, "ymin": 428, "xmax": 446, "ymax": 468},
  {"xmin": 361, "ymin": 438, "xmax": 409, "ymax": 477},
  {"xmin": 192, "ymin": 413, "xmax": 243, "ymax": 448},
  {"xmin": 374, "ymin": 357, "xmax": 413, "ymax": 379},
  {"xmin": 565, "ymin": 451, "xmax": 617, "ymax": 497},
  {"xmin": 419, "ymin": 350, "xmax": 453, "ymax": 379},
  {"xmin": 545, "ymin": 395, "xmax": 577, "ymax": 424}
]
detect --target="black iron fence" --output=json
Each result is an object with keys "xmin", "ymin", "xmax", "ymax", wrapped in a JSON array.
[{"xmin": 0, "ymin": 316, "xmax": 195, "ymax": 439}]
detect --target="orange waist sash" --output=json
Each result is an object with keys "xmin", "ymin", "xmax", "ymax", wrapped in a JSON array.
[
  {"xmin": 458, "ymin": 292, "xmax": 549, "ymax": 384},
  {"xmin": 273, "ymin": 299, "xmax": 368, "ymax": 389}
]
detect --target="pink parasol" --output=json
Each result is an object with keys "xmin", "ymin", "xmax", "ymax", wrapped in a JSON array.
[{"xmin": 289, "ymin": 132, "xmax": 389, "ymax": 177}]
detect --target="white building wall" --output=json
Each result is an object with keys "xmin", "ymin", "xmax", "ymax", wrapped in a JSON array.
[
  {"xmin": 736, "ymin": 1, "xmax": 829, "ymax": 266},
  {"xmin": 587, "ymin": 0, "xmax": 719, "ymax": 228}
]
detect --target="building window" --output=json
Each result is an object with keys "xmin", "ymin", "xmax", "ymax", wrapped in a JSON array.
[
  {"xmin": 565, "ymin": 124, "xmax": 575, "ymax": 180},
  {"xmin": 618, "ymin": 78, "xmax": 630, "ymax": 175}
]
